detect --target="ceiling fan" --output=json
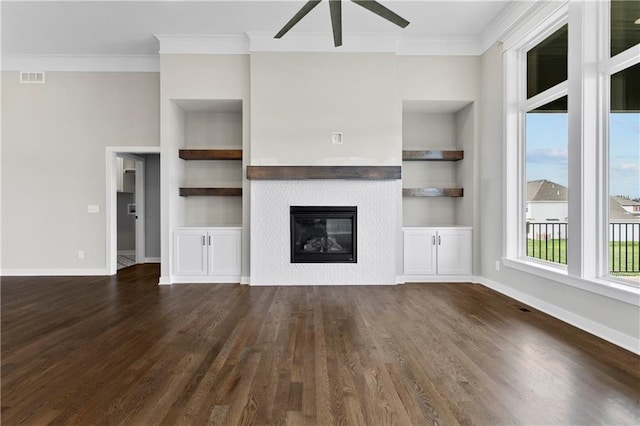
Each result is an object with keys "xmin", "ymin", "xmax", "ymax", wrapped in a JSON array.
[{"xmin": 275, "ymin": 0, "xmax": 410, "ymax": 47}]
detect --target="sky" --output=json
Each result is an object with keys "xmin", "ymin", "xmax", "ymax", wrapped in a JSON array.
[{"xmin": 526, "ymin": 112, "xmax": 640, "ymax": 199}]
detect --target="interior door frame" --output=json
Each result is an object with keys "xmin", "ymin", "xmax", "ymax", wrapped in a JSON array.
[{"xmin": 106, "ymin": 146, "xmax": 160, "ymax": 275}]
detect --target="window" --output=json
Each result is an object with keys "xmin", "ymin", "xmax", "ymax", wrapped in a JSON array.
[
  {"xmin": 505, "ymin": 0, "xmax": 640, "ymax": 290},
  {"xmin": 506, "ymin": 19, "xmax": 569, "ymax": 269},
  {"xmin": 608, "ymin": 65, "xmax": 640, "ymax": 280},
  {"xmin": 526, "ymin": 96, "xmax": 568, "ymax": 266}
]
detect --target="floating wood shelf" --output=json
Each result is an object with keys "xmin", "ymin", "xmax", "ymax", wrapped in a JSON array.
[
  {"xmin": 179, "ymin": 149, "xmax": 242, "ymax": 160},
  {"xmin": 179, "ymin": 187, "xmax": 242, "ymax": 197},
  {"xmin": 247, "ymin": 166, "xmax": 401, "ymax": 180},
  {"xmin": 402, "ymin": 150, "xmax": 463, "ymax": 161},
  {"xmin": 403, "ymin": 188, "xmax": 463, "ymax": 198}
]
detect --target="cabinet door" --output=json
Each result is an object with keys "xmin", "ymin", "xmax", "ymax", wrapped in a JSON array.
[
  {"xmin": 173, "ymin": 230, "xmax": 207, "ymax": 276},
  {"xmin": 436, "ymin": 229, "xmax": 472, "ymax": 275},
  {"xmin": 208, "ymin": 230, "xmax": 241, "ymax": 277},
  {"xmin": 403, "ymin": 229, "xmax": 437, "ymax": 276}
]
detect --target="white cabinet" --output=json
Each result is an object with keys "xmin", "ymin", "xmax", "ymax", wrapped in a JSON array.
[
  {"xmin": 172, "ymin": 227, "xmax": 241, "ymax": 283},
  {"xmin": 403, "ymin": 227, "xmax": 472, "ymax": 281}
]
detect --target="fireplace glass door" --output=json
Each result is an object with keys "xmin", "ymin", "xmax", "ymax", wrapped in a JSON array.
[{"xmin": 290, "ymin": 206, "xmax": 357, "ymax": 263}]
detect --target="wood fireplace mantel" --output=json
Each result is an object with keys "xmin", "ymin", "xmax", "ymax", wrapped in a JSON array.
[{"xmin": 246, "ymin": 166, "xmax": 401, "ymax": 180}]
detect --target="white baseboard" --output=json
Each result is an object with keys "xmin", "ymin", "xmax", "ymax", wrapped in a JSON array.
[
  {"xmin": 117, "ymin": 250, "xmax": 135, "ymax": 256},
  {"xmin": 1, "ymin": 268, "xmax": 109, "ymax": 276},
  {"xmin": 144, "ymin": 257, "xmax": 161, "ymax": 263},
  {"xmin": 240, "ymin": 276, "xmax": 250, "ymax": 285},
  {"xmin": 403, "ymin": 275, "xmax": 477, "ymax": 283},
  {"xmin": 170, "ymin": 275, "xmax": 241, "ymax": 284},
  {"xmin": 158, "ymin": 276, "xmax": 172, "ymax": 285},
  {"xmin": 476, "ymin": 276, "xmax": 640, "ymax": 355}
]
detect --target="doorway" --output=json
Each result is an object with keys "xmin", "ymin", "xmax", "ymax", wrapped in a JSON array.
[{"xmin": 106, "ymin": 147, "xmax": 161, "ymax": 275}]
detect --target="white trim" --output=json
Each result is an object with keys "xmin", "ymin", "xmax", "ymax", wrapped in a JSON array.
[
  {"xmin": 503, "ymin": 258, "xmax": 640, "ymax": 306},
  {"xmin": 503, "ymin": 4, "xmax": 569, "ymax": 264},
  {"xmin": 170, "ymin": 276, "xmax": 240, "ymax": 284},
  {"xmin": 598, "ymin": 45, "xmax": 640, "ymax": 75},
  {"xmin": 519, "ymin": 80, "xmax": 568, "ymax": 111},
  {"xmin": 240, "ymin": 276, "xmax": 250, "ymax": 285},
  {"xmin": 249, "ymin": 32, "xmax": 399, "ymax": 53},
  {"xmin": 477, "ymin": 275, "xmax": 640, "ymax": 355},
  {"xmin": 117, "ymin": 250, "xmax": 135, "ymax": 256},
  {"xmin": 106, "ymin": 147, "xmax": 160, "ymax": 276},
  {"xmin": 158, "ymin": 276, "xmax": 172, "ymax": 285},
  {"xmin": 403, "ymin": 275, "xmax": 477, "ymax": 283},
  {"xmin": 249, "ymin": 281, "xmax": 391, "ymax": 287},
  {"xmin": 134, "ymin": 158, "xmax": 145, "ymax": 264},
  {"xmin": 480, "ymin": 0, "xmax": 546, "ymax": 52},
  {"xmin": 1, "ymin": 269, "xmax": 109, "ymax": 276},
  {"xmin": 1, "ymin": 54, "xmax": 159, "ymax": 72},
  {"xmin": 145, "ymin": 257, "xmax": 161, "ymax": 263},
  {"xmin": 156, "ymin": 34, "xmax": 249, "ymax": 55},
  {"xmin": 501, "ymin": 1, "xmax": 568, "ymax": 52}
]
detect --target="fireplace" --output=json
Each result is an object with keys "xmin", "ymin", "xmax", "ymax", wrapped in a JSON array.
[{"xmin": 290, "ymin": 206, "xmax": 357, "ymax": 263}]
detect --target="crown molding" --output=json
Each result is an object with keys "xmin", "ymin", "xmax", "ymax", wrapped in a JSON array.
[
  {"xmin": 1, "ymin": 54, "xmax": 159, "ymax": 72},
  {"xmin": 247, "ymin": 32, "xmax": 398, "ymax": 53},
  {"xmin": 480, "ymin": 0, "xmax": 544, "ymax": 52},
  {"xmin": 155, "ymin": 34, "xmax": 249, "ymax": 55}
]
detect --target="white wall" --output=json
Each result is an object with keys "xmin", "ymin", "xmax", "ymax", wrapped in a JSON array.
[
  {"xmin": 250, "ymin": 53, "xmax": 401, "ymax": 165},
  {"xmin": 1, "ymin": 71, "xmax": 159, "ymax": 273},
  {"xmin": 479, "ymin": 44, "xmax": 639, "ymax": 350},
  {"xmin": 397, "ymin": 56, "xmax": 480, "ymax": 102}
]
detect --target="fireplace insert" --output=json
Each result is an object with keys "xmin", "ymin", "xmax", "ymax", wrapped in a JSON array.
[{"xmin": 290, "ymin": 206, "xmax": 357, "ymax": 263}]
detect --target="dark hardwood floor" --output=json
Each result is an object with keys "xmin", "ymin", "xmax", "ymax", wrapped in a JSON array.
[{"xmin": 2, "ymin": 264, "xmax": 639, "ymax": 425}]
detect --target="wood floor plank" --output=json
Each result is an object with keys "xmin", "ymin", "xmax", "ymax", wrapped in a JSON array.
[{"xmin": 2, "ymin": 265, "xmax": 639, "ymax": 425}]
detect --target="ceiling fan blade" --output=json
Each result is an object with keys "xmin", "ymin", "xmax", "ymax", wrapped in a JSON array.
[
  {"xmin": 351, "ymin": 0, "xmax": 410, "ymax": 28},
  {"xmin": 275, "ymin": 0, "xmax": 323, "ymax": 39},
  {"xmin": 329, "ymin": 0, "xmax": 342, "ymax": 47}
]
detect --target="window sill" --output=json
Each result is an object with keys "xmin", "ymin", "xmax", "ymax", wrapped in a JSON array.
[{"xmin": 502, "ymin": 257, "xmax": 640, "ymax": 306}]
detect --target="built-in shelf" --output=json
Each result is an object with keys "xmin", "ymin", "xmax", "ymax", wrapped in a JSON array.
[
  {"xmin": 403, "ymin": 188, "xmax": 463, "ymax": 198},
  {"xmin": 247, "ymin": 166, "xmax": 401, "ymax": 180},
  {"xmin": 179, "ymin": 149, "xmax": 242, "ymax": 160},
  {"xmin": 179, "ymin": 187, "xmax": 242, "ymax": 197},
  {"xmin": 402, "ymin": 150, "xmax": 463, "ymax": 161}
]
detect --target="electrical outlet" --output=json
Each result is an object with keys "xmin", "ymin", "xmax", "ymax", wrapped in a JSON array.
[
  {"xmin": 495, "ymin": 260, "xmax": 500, "ymax": 271},
  {"xmin": 88, "ymin": 205, "xmax": 100, "ymax": 214},
  {"xmin": 78, "ymin": 250, "xmax": 85, "ymax": 260},
  {"xmin": 331, "ymin": 132, "xmax": 343, "ymax": 144}
]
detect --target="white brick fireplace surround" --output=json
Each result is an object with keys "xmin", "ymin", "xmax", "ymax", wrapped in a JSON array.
[{"xmin": 250, "ymin": 180, "xmax": 398, "ymax": 285}]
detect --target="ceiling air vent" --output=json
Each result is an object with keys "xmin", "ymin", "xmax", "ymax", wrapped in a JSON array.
[{"xmin": 20, "ymin": 71, "xmax": 45, "ymax": 84}]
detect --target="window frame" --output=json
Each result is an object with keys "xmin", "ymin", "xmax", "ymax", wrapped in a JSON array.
[
  {"xmin": 504, "ymin": 4, "xmax": 569, "ymax": 268},
  {"xmin": 503, "ymin": 0, "xmax": 640, "ymax": 303}
]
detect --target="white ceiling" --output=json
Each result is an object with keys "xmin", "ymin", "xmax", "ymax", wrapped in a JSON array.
[{"xmin": 1, "ymin": 0, "xmax": 536, "ymax": 56}]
